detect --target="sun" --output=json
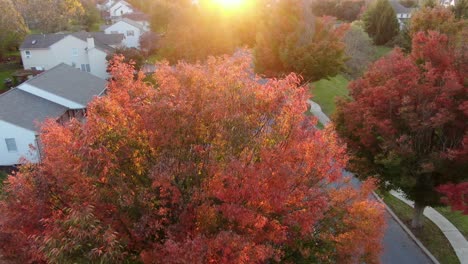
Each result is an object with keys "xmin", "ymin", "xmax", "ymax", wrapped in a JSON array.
[{"xmin": 214, "ymin": 0, "xmax": 245, "ymax": 9}]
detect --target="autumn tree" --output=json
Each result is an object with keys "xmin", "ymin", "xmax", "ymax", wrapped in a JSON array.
[
  {"xmin": 410, "ymin": 5, "xmax": 464, "ymax": 42},
  {"xmin": 12, "ymin": 0, "xmax": 84, "ymax": 32},
  {"xmin": 362, "ymin": 0, "xmax": 399, "ymax": 45},
  {"xmin": 0, "ymin": 0, "xmax": 28, "ymax": 59},
  {"xmin": 312, "ymin": 0, "xmax": 366, "ymax": 22},
  {"xmin": 0, "ymin": 54, "xmax": 385, "ymax": 263},
  {"xmin": 438, "ymin": 182, "xmax": 468, "ymax": 214},
  {"xmin": 255, "ymin": 0, "xmax": 349, "ymax": 82},
  {"xmin": 334, "ymin": 31, "xmax": 467, "ymax": 229}
]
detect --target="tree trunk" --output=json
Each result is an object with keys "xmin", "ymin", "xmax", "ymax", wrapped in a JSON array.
[{"xmin": 411, "ymin": 202, "xmax": 426, "ymax": 229}]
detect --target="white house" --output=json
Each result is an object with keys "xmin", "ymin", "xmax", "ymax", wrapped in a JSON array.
[
  {"xmin": 390, "ymin": 0, "xmax": 414, "ymax": 29},
  {"xmin": 19, "ymin": 32, "xmax": 124, "ymax": 79},
  {"xmin": 0, "ymin": 64, "xmax": 106, "ymax": 166},
  {"xmin": 109, "ymin": 0, "xmax": 134, "ymax": 18},
  {"xmin": 123, "ymin": 12, "xmax": 151, "ymax": 31},
  {"xmin": 104, "ymin": 18, "xmax": 148, "ymax": 48}
]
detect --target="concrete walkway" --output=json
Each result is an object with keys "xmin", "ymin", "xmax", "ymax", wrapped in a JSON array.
[
  {"xmin": 391, "ymin": 190, "xmax": 468, "ymax": 264},
  {"xmin": 307, "ymin": 99, "xmax": 330, "ymax": 126},
  {"xmin": 307, "ymin": 100, "xmax": 436, "ymax": 263}
]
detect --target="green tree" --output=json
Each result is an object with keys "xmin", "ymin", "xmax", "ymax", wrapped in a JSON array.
[
  {"xmin": 0, "ymin": 0, "xmax": 29, "ymax": 59},
  {"xmin": 362, "ymin": 0, "xmax": 399, "ymax": 45},
  {"xmin": 255, "ymin": 0, "xmax": 348, "ymax": 82},
  {"xmin": 451, "ymin": 0, "xmax": 468, "ymax": 19}
]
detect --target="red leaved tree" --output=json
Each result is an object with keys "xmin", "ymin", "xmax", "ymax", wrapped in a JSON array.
[
  {"xmin": 335, "ymin": 31, "xmax": 467, "ymax": 228},
  {"xmin": 0, "ymin": 54, "xmax": 384, "ymax": 263}
]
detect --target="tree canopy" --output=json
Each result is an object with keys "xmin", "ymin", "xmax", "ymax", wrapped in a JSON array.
[
  {"xmin": 335, "ymin": 31, "xmax": 467, "ymax": 228},
  {"xmin": 255, "ymin": 0, "xmax": 349, "ymax": 82},
  {"xmin": 362, "ymin": 0, "xmax": 399, "ymax": 45},
  {"xmin": 0, "ymin": 54, "xmax": 384, "ymax": 263},
  {"xmin": 0, "ymin": 0, "xmax": 29, "ymax": 59}
]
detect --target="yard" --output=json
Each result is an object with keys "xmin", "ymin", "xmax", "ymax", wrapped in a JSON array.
[
  {"xmin": 309, "ymin": 45, "xmax": 393, "ymax": 117},
  {"xmin": 309, "ymin": 74, "xmax": 349, "ymax": 116},
  {"xmin": 0, "ymin": 51, "xmax": 22, "ymax": 93}
]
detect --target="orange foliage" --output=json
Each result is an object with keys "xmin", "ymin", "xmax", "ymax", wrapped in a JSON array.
[{"xmin": 0, "ymin": 54, "xmax": 384, "ymax": 263}]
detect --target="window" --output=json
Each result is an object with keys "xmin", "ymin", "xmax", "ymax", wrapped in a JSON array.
[
  {"xmin": 126, "ymin": 30, "xmax": 134, "ymax": 36},
  {"xmin": 72, "ymin": 48, "xmax": 78, "ymax": 56},
  {"xmin": 25, "ymin": 50, "xmax": 31, "ymax": 58},
  {"xmin": 81, "ymin": 64, "xmax": 91, "ymax": 72},
  {"xmin": 5, "ymin": 138, "xmax": 17, "ymax": 152}
]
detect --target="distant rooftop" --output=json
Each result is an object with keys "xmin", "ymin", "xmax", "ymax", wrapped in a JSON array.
[{"xmin": 20, "ymin": 32, "xmax": 124, "ymax": 53}]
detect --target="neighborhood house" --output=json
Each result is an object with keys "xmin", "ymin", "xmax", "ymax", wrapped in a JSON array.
[
  {"xmin": 103, "ymin": 18, "xmax": 149, "ymax": 48},
  {"xmin": 20, "ymin": 32, "xmax": 124, "ymax": 79},
  {"xmin": 0, "ymin": 64, "xmax": 107, "ymax": 166}
]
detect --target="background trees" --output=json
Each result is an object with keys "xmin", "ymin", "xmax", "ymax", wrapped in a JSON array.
[
  {"xmin": 12, "ymin": 0, "xmax": 85, "ymax": 33},
  {"xmin": 312, "ymin": 0, "xmax": 366, "ymax": 22},
  {"xmin": 0, "ymin": 0, "xmax": 28, "ymax": 60},
  {"xmin": 0, "ymin": 55, "xmax": 385, "ymax": 263},
  {"xmin": 362, "ymin": 0, "xmax": 399, "ymax": 45},
  {"xmin": 343, "ymin": 23, "xmax": 375, "ymax": 78},
  {"xmin": 334, "ymin": 31, "xmax": 467, "ymax": 229},
  {"xmin": 255, "ymin": 0, "xmax": 348, "ymax": 82}
]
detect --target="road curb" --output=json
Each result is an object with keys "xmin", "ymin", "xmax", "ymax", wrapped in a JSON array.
[{"xmin": 372, "ymin": 192, "xmax": 440, "ymax": 264}]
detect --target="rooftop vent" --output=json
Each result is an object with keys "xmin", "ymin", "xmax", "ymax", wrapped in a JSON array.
[{"xmin": 31, "ymin": 40, "xmax": 37, "ymax": 45}]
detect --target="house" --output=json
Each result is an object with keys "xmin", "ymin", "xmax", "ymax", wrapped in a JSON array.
[
  {"xmin": 20, "ymin": 32, "xmax": 124, "ymax": 79},
  {"xmin": 109, "ymin": 0, "xmax": 134, "ymax": 19},
  {"xmin": 103, "ymin": 18, "xmax": 148, "ymax": 48},
  {"xmin": 123, "ymin": 12, "xmax": 151, "ymax": 31},
  {"xmin": 390, "ymin": 0, "xmax": 414, "ymax": 29},
  {"xmin": 0, "ymin": 64, "xmax": 106, "ymax": 166}
]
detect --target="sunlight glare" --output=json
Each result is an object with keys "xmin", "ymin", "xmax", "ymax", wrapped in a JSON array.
[{"xmin": 214, "ymin": 0, "xmax": 245, "ymax": 9}]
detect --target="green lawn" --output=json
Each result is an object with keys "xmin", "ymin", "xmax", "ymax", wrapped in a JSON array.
[
  {"xmin": 435, "ymin": 206, "xmax": 468, "ymax": 239},
  {"xmin": 310, "ymin": 74, "xmax": 350, "ymax": 116},
  {"xmin": 0, "ymin": 70, "xmax": 16, "ymax": 92},
  {"xmin": 374, "ymin": 46, "xmax": 393, "ymax": 60},
  {"xmin": 379, "ymin": 191, "xmax": 460, "ymax": 264}
]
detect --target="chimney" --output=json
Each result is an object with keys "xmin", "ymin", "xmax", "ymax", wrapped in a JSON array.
[{"xmin": 87, "ymin": 35, "xmax": 95, "ymax": 50}]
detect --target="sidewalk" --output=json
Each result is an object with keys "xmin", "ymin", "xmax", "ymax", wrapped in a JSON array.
[{"xmin": 391, "ymin": 190, "xmax": 468, "ymax": 264}]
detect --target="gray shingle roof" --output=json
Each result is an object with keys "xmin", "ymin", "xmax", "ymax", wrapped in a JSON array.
[
  {"xmin": 390, "ymin": 0, "xmax": 413, "ymax": 14},
  {"xmin": 19, "ymin": 32, "xmax": 124, "ymax": 53},
  {"xmin": 20, "ymin": 34, "xmax": 67, "ymax": 49},
  {"xmin": 25, "ymin": 63, "xmax": 107, "ymax": 106},
  {"xmin": 0, "ymin": 89, "xmax": 67, "ymax": 131}
]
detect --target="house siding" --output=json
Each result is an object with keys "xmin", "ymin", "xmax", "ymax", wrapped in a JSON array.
[
  {"xmin": 110, "ymin": 2, "xmax": 133, "ymax": 18},
  {"xmin": 0, "ymin": 120, "xmax": 38, "ymax": 166},
  {"xmin": 20, "ymin": 35, "xmax": 110, "ymax": 79},
  {"xmin": 105, "ymin": 21, "xmax": 142, "ymax": 48}
]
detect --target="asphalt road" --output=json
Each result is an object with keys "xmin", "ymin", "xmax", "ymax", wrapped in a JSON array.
[{"xmin": 342, "ymin": 170, "xmax": 433, "ymax": 263}]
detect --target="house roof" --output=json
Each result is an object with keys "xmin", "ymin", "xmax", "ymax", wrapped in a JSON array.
[
  {"xmin": 0, "ymin": 88, "xmax": 67, "ymax": 131},
  {"xmin": 110, "ymin": 0, "xmax": 131, "ymax": 9},
  {"xmin": 25, "ymin": 63, "xmax": 107, "ymax": 106},
  {"xmin": 20, "ymin": 34, "xmax": 67, "ymax": 49},
  {"xmin": 122, "ymin": 12, "xmax": 150, "ymax": 21},
  {"xmin": 72, "ymin": 31, "xmax": 124, "ymax": 51},
  {"xmin": 389, "ymin": 0, "xmax": 413, "ymax": 14},
  {"xmin": 20, "ymin": 32, "xmax": 124, "ymax": 53},
  {"xmin": 117, "ymin": 18, "xmax": 146, "ymax": 31}
]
